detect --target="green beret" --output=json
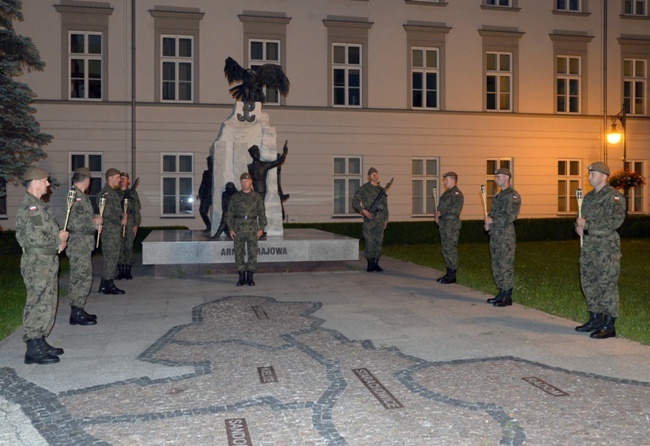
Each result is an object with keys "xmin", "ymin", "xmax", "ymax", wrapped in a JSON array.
[
  {"xmin": 23, "ymin": 166, "xmax": 49, "ymax": 181},
  {"xmin": 368, "ymin": 167, "xmax": 378, "ymax": 176},
  {"xmin": 495, "ymin": 167, "xmax": 512, "ymax": 177},
  {"xmin": 588, "ymin": 162, "xmax": 610, "ymax": 176},
  {"xmin": 105, "ymin": 168, "xmax": 121, "ymax": 179},
  {"xmin": 74, "ymin": 167, "xmax": 92, "ymax": 178},
  {"xmin": 443, "ymin": 171, "xmax": 458, "ymax": 179},
  {"xmin": 240, "ymin": 172, "xmax": 252, "ymax": 180}
]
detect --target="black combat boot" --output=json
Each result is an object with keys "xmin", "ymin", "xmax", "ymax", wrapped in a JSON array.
[
  {"xmin": 247, "ymin": 271, "xmax": 255, "ymax": 286},
  {"xmin": 590, "ymin": 315, "xmax": 616, "ymax": 339},
  {"xmin": 494, "ymin": 289, "xmax": 513, "ymax": 307},
  {"xmin": 487, "ymin": 289, "xmax": 504, "ymax": 304},
  {"xmin": 236, "ymin": 271, "xmax": 246, "ymax": 286},
  {"xmin": 102, "ymin": 280, "xmax": 125, "ymax": 295},
  {"xmin": 115, "ymin": 264, "xmax": 125, "ymax": 280},
  {"xmin": 367, "ymin": 258, "xmax": 374, "ymax": 272},
  {"xmin": 437, "ymin": 268, "xmax": 450, "ymax": 283},
  {"xmin": 124, "ymin": 265, "xmax": 133, "ymax": 280},
  {"xmin": 98, "ymin": 279, "xmax": 107, "ymax": 293},
  {"xmin": 41, "ymin": 337, "xmax": 64, "ymax": 356},
  {"xmin": 81, "ymin": 307, "xmax": 97, "ymax": 321},
  {"xmin": 440, "ymin": 269, "xmax": 456, "ymax": 284},
  {"xmin": 373, "ymin": 257, "xmax": 384, "ymax": 272},
  {"xmin": 70, "ymin": 306, "xmax": 97, "ymax": 325},
  {"xmin": 24, "ymin": 338, "xmax": 60, "ymax": 365},
  {"xmin": 575, "ymin": 312, "xmax": 604, "ymax": 332}
]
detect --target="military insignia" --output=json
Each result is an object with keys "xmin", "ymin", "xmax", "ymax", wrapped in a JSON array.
[
  {"xmin": 614, "ymin": 196, "xmax": 620, "ymax": 201},
  {"xmin": 75, "ymin": 197, "xmax": 82, "ymax": 202},
  {"xmin": 29, "ymin": 206, "xmax": 38, "ymax": 211}
]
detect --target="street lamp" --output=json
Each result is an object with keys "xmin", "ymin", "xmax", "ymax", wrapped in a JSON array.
[{"xmin": 606, "ymin": 107, "xmax": 626, "ymax": 167}]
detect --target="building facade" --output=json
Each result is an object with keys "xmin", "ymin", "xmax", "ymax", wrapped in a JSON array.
[{"xmin": 3, "ymin": 0, "xmax": 650, "ymax": 230}]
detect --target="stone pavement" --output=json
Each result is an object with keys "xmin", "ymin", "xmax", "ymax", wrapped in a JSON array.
[{"xmin": 1, "ymin": 254, "xmax": 649, "ymax": 445}]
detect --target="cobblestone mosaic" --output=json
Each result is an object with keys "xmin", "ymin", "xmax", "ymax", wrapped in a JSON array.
[{"xmin": 1, "ymin": 295, "xmax": 649, "ymax": 445}]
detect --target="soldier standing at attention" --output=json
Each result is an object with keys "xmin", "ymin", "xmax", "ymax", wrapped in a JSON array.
[
  {"xmin": 435, "ymin": 172, "xmax": 464, "ymax": 284},
  {"xmin": 16, "ymin": 166, "xmax": 69, "ymax": 364},
  {"xmin": 67, "ymin": 167, "xmax": 102, "ymax": 325},
  {"xmin": 115, "ymin": 172, "xmax": 141, "ymax": 280},
  {"xmin": 353, "ymin": 167, "xmax": 389, "ymax": 273},
  {"xmin": 574, "ymin": 162, "xmax": 626, "ymax": 339},
  {"xmin": 484, "ymin": 168, "xmax": 521, "ymax": 307},
  {"xmin": 98, "ymin": 168, "xmax": 126, "ymax": 295},
  {"xmin": 227, "ymin": 172, "xmax": 267, "ymax": 286}
]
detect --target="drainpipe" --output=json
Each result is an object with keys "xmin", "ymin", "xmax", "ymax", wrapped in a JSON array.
[
  {"xmin": 131, "ymin": 0, "xmax": 136, "ymax": 178},
  {"xmin": 603, "ymin": 0, "xmax": 608, "ymax": 163}
]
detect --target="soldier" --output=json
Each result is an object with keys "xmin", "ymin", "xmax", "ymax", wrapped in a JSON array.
[
  {"xmin": 574, "ymin": 162, "xmax": 626, "ymax": 339},
  {"xmin": 115, "ymin": 172, "xmax": 141, "ymax": 280},
  {"xmin": 16, "ymin": 166, "xmax": 69, "ymax": 364},
  {"xmin": 484, "ymin": 167, "xmax": 521, "ymax": 307},
  {"xmin": 98, "ymin": 168, "xmax": 126, "ymax": 294},
  {"xmin": 198, "ymin": 156, "xmax": 213, "ymax": 233},
  {"xmin": 435, "ymin": 172, "xmax": 464, "ymax": 284},
  {"xmin": 66, "ymin": 167, "xmax": 102, "ymax": 325},
  {"xmin": 227, "ymin": 172, "xmax": 267, "ymax": 286},
  {"xmin": 352, "ymin": 167, "xmax": 389, "ymax": 272}
]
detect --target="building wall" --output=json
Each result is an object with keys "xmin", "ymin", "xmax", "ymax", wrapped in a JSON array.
[{"xmin": 3, "ymin": 0, "xmax": 649, "ymax": 230}]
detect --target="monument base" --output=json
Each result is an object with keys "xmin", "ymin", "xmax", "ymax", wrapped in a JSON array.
[{"xmin": 142, "ymin": 228, "xmax": 360, "ymax": 277}]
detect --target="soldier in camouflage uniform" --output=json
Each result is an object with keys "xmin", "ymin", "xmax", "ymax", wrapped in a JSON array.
[
  {"xmin": 484, "ymin": 168, "xmax": 521, "ymax": 307},
  {"xmin": 66, "ymin": 167, "xmax": 102, "ymax": 325},
  {"xmin": 227, "ymin": 172, "xmax": 267, "ymax": 286},
  {"xmin": 575, "ymin": 162, "xmax": 626, "ymax": 339},
  {"xmin": 353, "ymin": 167, "xmax": 389, "ymax": 272},
  {"xmin": 98, "ymin": 168, "xmax": 126, "ymax": 294},
  {"xmin": 115, "ymin": 172, "xmax": 141, "ymax": 280},
  {"xmin": 16, "ymin": 166, "xmax": 69, "ymax": 364},
  {"xmin": 435, "ymin": 172, "xmax": 464, "ymax": 284}
]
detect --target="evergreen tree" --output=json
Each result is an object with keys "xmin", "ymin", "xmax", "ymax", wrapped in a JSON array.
[{"xmin": 0, "ymin": 0, "xmax": 52, "ymax": 195}]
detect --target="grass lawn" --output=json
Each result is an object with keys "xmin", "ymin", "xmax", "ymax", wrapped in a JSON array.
[{"xmin": 383, "ymin": 239, "xmax": 650, "ymax": 345}]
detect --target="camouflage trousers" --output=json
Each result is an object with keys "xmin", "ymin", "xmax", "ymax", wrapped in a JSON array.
[
  {"xmin": 489, "ymin": 225, "xmax": 516, "ymax": 291},
  {"xmin": 234, "ymin": 225, "xmax": 258, "ymax": 272},
  {"xmin": 580, "ymin": 235, "xmax": 621, "ymax": 318},
  {"xmin": 101, "ymin": 225, "xmax": 122, "ymax": 280},
  {"xmin": 21, "ymin": 253, "xmax": 59, "ymax": 342},
  {"xmin": 118, "ymin": 223, "xmax": 136, "ymax": 266},
  {"xmin": 67, "ymin": 237, "xmax": 94, "ymax": 308},
  {"xmin": 439, "ymin": 219, "xmax": 461, "ymax": 270},
  {"xmin": 363, "ymin": 218, "xmax": 385, "ymax": 259}
]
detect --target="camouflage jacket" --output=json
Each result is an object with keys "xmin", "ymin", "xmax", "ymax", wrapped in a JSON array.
[
  {"xmin": 226, "ymin": 190, "xmax": 266, "ymax": 231},
  {"xmin": 117, "ymin": 188, "xmax": 142, "ymax": 227},
  {"xmin": 488, "ymin": 187, "xmax": 521, "ymax": 228},
  {"xmin": 582, "ymin": 185, "xmax": 626, "ymax": 235},
  {"xmin": 66, "ymin": 186, "xmax": 96, "ymax": 246},
  {"xmin": 438, "ymin": 186, "xmax": 464, "ymax": 220},
  {"xmin": 99, "ymin": 184, "xmax": 123, "ymax": 230},
  {"xmin": 352, "ymin": 182, "xmax": 389, "ymax": 223},
  {"xmin": 15, "ymin": 192, "xmax": 61, "ymax": 251}
]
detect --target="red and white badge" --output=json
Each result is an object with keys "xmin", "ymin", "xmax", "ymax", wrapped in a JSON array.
[{"xmin": 29, "ymin": 206, "xmax": 38, "ymax": 211}]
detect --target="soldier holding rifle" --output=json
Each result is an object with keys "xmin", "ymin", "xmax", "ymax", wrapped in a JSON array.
[
  {"xmin": 97, "ymin": 168, "xmax": 126, "ymax": 295},
  {"xmin": 435, "ymin": 172, "xmax": 464, "ymax": 284},
  {"xmin": 116, "ymin": 172, "xmax": 141, "ymax": 280},
  {"xmin": 352, "ymin": 167, "xmax": 390, "ymax": 272},
  {"xmin": 574, "ymin": 162, "xmax": 626, "ymax": 339}
]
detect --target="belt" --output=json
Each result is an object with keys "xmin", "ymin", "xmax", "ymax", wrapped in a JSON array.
[
  {"xmin": 439, "ymin": 215, "xmax": 459, "ymax": 221},
  {"xmin": 68, "ymin": 230, "xmax": 96, "ymax": 235},
  {"xmin": 23, "ymin": 247, "xmax": 58, "ymax": 255},
  {"xmin": 235, "ymin": 216, "xmax": 254, "ymax": 220},
  {"xmin": 584, "ymin": 230, "xmax": 611, "ymax": 236}
]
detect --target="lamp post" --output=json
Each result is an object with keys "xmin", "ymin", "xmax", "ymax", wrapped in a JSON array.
[{"xmin": 606, "ymin": 106, "xmax": 626, "ymax": 169}]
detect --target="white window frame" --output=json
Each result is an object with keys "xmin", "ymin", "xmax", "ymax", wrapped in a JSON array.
[
  {"xmin": 412, "ymin": 158, "xmax": 440, "ymax": 215},
  {"xmin": 556, "ymin": 55, "xmax": 581, "ymax": 114},
  {"xmin": 624, "ymin": 59, "xmax": 646, "ymax": 116},
  {"xmin": 485, "ymin": 0, "xmax": 511, "ymax": 6},
  {"xmin": 624, "ymin": 160, "xmax": 646, "ymax": 213},
  {"xmin": 161, "ymin": 153, "xmax": 195, "ymax": 217},
  {"xmin": 333, "ymin": 43, "xmax": 362, "ymax": 107},
  {"xmin": 161, "ymin": 35, "xmax": 194, "ymax": 103},
  {"xmin": 486, "ymin": 52, "xmax": 512, "ymax": 112},
  {"xmin": 68, "ymin": 31, "xmax": 103, "ymax": 100},
  {"xmin": 333, "ymin": 156, "xmax": 362, "ymax": 215},
  {"xmin": 486, "ymin": 158, "xmax": 513, "ymax": 210},
  {"xmin": 411, "ymin": 47, "xmax": 439, "ymax": 109},
  {"xmin": 624, "ymin": 0, "xmax": 647, "ymax": 16},
  {"xmin": 556, "ymin": 0, "xmax": 582, "ymax": 12},
  {"xmin": 249, "ymin": 39, "xmax": 282, "ymax": 105},
  {"xmin": 69, "ymin": 152, "xmax": 103, "ymax": 213},
  {"xmin": 557, "ymin": 160, "xmax": 581, "ymax": 214}
]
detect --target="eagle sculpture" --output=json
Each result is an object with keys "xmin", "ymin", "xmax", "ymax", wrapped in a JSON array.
[{"xmin": 224, "ymin": 57, "xmax": 290, "ymax": 104}]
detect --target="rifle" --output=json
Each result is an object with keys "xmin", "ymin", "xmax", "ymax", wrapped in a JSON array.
[
  {"xmin": 123, "ymin": 177, "xmax": 140, "ymax": 201},
  {"xmin": 365, "ymin": 177, "xmax": 394, "ymax": 221}
]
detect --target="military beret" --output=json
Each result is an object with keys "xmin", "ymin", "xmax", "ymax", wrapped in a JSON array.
[
  {"xmin": 443, "ymin": 171, "xmax": 458, "ymax": 179},
  {"xmin": 368, "ymin": 167, "xmax": 378, "ymax": 176},
  {"xmin": 105, "ymin": 168, "xmax": 121, "ymax": 179},
  {"xmin": 73, "ymin": 167, "xmax": 92, "ymax": 178},
  {"xmin": 240, "ymin": 172, "xmax": 252, "ymax": 180},
  {"xmin": 495, "ymin": 167, "xmax": 512, "ymax": 177},
  {"xmin": 23, "ymin": 166, "xmax": 49, "ymax": 181},
  {"xmin": 120, "ymin": 171, "xmax": 129, "ymax": 178},
  {"xmin": 588, "ymin": 162, "xmax": 610, "ymax": 176}
]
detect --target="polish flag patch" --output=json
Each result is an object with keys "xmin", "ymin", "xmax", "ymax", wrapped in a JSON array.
[
  {"xmin": 614, "ymin": 196, "xmax": 620, "ymax": 201},
  {"xmin": 29, "ymin": 206, "xmax": 38, "ymax": 211}
]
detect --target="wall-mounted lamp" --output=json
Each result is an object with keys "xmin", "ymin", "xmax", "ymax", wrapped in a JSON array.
[{"xmin": 606, "ymin": 107, "xmax": 626, "ymax": 166}]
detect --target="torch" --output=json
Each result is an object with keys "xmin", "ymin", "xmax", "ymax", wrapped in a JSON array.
[
  {"xmin": 122, "ymin": 198, "xmax": 129, "ymax": 237},
  {"xmin": 96, "ymin": 196, "xmax": 106, "ymax": 248},
  {"xmin": 63, "ymin": 187, "xmax": 76, "ymax": 231},
  {"xmin": 576, "ymin": 188, "xmax": 583, "ymax": 247},
  {"xmin": 432, "ymin": 186, "xmax": 438, "ymax": 212},
  {"xmin": 480, "ymin": 185, "xmax": 488, "ymax": 218}
]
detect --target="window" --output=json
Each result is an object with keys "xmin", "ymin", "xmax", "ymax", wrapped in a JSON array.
[
  {"xmin": 69, "ymin": 32, "xmax": 102, "ymax": 100},
  {"xmin": 411, "ymin": 47, "xmax": 439, "ymax": 109},
  {"xmin": 249, "ymin": 39, "xmax": 281, "ymax": 105},
  {"xmin": 70, "ymin": 153, "xmax": 103, "ymax": 213},
  {"xmin": 556, "ymin": 0, "xmax": 581, "ymax": 11},
  {"xmin": 333, "ymin": 44, "xmax": 362, "ymax": 107},
  {"xmin": 557, "ymin": 56, "xmax": 581, "ymax": 113},
  {"xmin": 0, "ymin": 179, "xmax": 6, "ymax": 218},
  {"xmin": 558, "ymin": 160, "xmax": 581, "ymax": 213},
  {"xmin": 486, "ymin": 0, "xmax": 511, "ymax": 6},
  {"xmin": 624, "ymin": 59, "xmax": 646, "ymax": 115},
  {"xmin": 333, "ymin": 156, "xmax": 362, "ymax": 215},
  {"xmin": 412, "ymin": 158, "xmax": 439, "ymax": 215},
  {"xmin": 162, "ymin": 153, "xmax": 194, "ymax": 216},
  {"xmin": 625, "ymin": 0, "xmax": 647, "ymax": 15},
  {"xmin": 486, "ymin": 52, "xmax": 512, "ymax": 111},
  {"xmin": 161, "ymin": 35, "xmax": 193, "ymax": 102},
  {"xmin": 624, "ymin": 161, "xmax": 645, "ymax": 213},
  {"xmin": 486, "ymin": 159, "xmax": 513, "ymax": 210}
]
